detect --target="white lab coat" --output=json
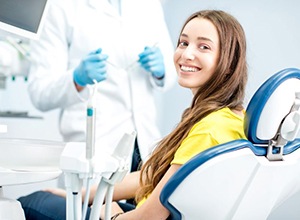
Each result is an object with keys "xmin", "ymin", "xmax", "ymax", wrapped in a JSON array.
[{"xmin": 27, "ymin": 0, "xmax": 176, "ymax": 161}]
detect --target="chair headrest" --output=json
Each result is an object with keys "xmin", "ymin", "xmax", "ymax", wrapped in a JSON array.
[{"xmin": 245, "ymin": 68, "xmax": 300, "ymax": 145}]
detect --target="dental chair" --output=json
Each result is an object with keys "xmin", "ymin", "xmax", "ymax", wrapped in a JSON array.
[
  {"xmin": 0, "ymin": 138, "xmax": 65, "ymax": 220},
  {"xmin": 160, "ymin": 68, "xmax": 300, "ymax": 220}
]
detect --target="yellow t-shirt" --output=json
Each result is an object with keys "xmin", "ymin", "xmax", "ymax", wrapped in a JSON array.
[
  {"xmin": 171, "ymin": 107, "xmax": 246, "ymax": 165},
  {"xmin": 137, "ymin": 107, "xmax": 246, "ymax": 207}
]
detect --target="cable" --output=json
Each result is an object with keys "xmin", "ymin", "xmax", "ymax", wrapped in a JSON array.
[{"xmin": 104, "ymin": 184, "xmax": 114, "ymax": 220}]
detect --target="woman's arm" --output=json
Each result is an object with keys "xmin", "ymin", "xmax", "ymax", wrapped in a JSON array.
[
  {"xmin": 112, "ymin": 171, "xmax": 140, "ymax": 201},
  {"xmin": 45, "ymin": 171, "xmax": 141, "ymax": 205},
  {"xmin": 114, "ymin": 164, "xmax": 181, "ymax": 220},
  {"xmin": 86, "ymin": 171, "xmax": 140, "ymax": 205}
]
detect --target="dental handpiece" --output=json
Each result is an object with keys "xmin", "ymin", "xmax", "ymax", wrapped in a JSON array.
[
  {"xmin": 86, "ymin": 104, "xmax": 96, "ymax": 160},
  {"xmin": 86, "ymin": 81, "xmax": 97, "ymax": 160}
]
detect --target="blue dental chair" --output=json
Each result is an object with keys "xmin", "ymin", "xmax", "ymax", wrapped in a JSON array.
[{"xmin": 160, "ymin": 68, "xmax": 300, "ymax": 220}]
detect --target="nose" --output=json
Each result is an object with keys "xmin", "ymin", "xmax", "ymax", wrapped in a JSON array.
[{"xmin": 181, "ymin": 45, "xmax": 196, "ymax": 61}]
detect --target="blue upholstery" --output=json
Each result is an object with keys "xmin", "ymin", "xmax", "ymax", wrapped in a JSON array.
[
  {"xmin": 160, "ymin": 140, "xmax": 259, "ymax": 220},
  {"xmin": 246, "ymin": 68, "xmax": 300, "ymax": 144},
  {"xmin": 160, "ymin": 68, "xmax": 300, "ymax": 220}
]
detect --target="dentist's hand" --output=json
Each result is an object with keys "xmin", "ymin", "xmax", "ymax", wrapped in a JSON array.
[
  {"xmin": 73, "ymin": 48, "xmax": 108, "ymax": 87},
  {"xmin": 138, "ymin": 46, "xmax": 165, "ymax": 79}
]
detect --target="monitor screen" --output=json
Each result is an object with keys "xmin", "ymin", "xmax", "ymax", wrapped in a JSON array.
[{"xmin": 0, "ymin": 0, "xmax": 49, "ymax": 39}]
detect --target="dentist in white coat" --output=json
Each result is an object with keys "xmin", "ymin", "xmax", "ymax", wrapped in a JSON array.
[{"xmin": 27, "ymin": 0, "xmax": 176, "ymax": 168}]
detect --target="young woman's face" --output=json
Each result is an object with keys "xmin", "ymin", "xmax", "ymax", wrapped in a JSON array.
[{"xmin": 174, "ymin": 17, "xmax": 220, "ymax": 94}]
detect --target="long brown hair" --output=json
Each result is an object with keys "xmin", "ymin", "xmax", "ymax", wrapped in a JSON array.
[{"xmin": 136, "ymin": 10, "xmax": 248, "ymax": 203}]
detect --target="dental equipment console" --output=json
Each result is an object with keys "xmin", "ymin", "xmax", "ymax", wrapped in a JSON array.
[{"xmin": 60, "ymin": 82, "xmax": 136, "ymax": 220}]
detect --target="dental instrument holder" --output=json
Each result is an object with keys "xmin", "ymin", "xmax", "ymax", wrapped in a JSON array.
[
  {"xmin": 60, "ymin": 82, "xmax": 136, "ymax": 220},
  {"xmin": 61, "ymin": 132, "xmax": 136, "ymax": 220},
  {"xmin": 60, "ymin": 83, "xmax": 136, "ymax": 220}
]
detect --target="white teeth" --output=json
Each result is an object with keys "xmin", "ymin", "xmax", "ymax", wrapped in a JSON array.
[{"xmin": 180, "ymin": 65, "xmax": 199, "ymax": 72}]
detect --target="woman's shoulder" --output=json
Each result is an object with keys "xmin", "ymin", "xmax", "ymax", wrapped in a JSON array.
[
  {"xmin": 200, "ymin": 107, "xmax": 243, "ymax": 122},
  {"xmin": 190, "ymin": 107, "xmax": 245, "ymax": 134},
  {"xmin": 206, "ymin": 107, "xmax": 244, "ymax": 120}
]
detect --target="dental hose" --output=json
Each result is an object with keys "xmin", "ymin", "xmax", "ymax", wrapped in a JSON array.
[{"xmin": 82, "ymin": 80, "xmax": 98, "ymax": 220}]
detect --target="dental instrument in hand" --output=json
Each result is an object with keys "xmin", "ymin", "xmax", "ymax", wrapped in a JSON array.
[
  {"xmin": 106, "ymin": 59, "xmax": 118, "ymax": 69},
  {"xmin": 105, "ymin": 42, "xmax": 159, "ymax": 71},
  {"xmin": 125, "ymin": 42, "xmax": 159, "ymax": 71}
]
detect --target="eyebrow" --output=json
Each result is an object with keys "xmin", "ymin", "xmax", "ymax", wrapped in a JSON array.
[{"xmin": 181, "ymin": 33, "xmax": 214, "ymax": 43}]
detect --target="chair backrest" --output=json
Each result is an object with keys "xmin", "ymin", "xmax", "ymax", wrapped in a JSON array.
[{"xmin": 160, "ymin": 68, "xmax": 300, "ymax": 220}]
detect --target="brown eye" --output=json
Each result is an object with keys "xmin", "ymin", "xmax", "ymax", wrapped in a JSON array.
[
  {"xmin": 199, "ymin": 44, "xmax": 210, "ymax": 50},
  {"xmin": 178, "ymin": 41, "xmax": 188, "ymax": 47}
]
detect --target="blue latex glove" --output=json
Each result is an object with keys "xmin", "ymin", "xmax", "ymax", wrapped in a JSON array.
[
  {"xmin": 73, "ymin": 48, "xmax": 108, "ymax": 86},
  {"xmin": 138, "ymin": 46, "xmax": 165, "ymax": 79}
]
